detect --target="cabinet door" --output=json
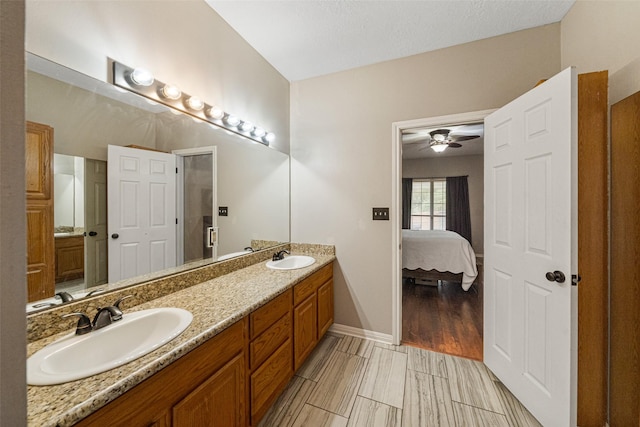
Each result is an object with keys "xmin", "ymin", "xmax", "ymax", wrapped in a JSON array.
[
  {"xmin": 317, "ymin": 279, "xmax": 334, "ymax": 339},
  {"xmin": 26, "ymin": 122, "xmax": 55, "ymax": 302},
  {"xmin": 250, "ymin": 339, "xmax": 293, "ymax": 425},
  {"xmin": 173, "ymin": 353, "xmax": 245, "ymax": 427},
  {"xmin": 294, "ymin": 293, "xmax": 317, "ymax": 371}
]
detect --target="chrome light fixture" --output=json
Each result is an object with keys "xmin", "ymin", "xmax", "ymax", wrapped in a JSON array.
[{"xmin": 112, "ymin": 61, "xmax": 274, "ymax": 146}]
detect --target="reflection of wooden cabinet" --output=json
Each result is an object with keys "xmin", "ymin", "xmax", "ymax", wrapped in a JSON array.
[
  {"xmin": 293, "ymin": 263, "xmax": 334, "ymax": 370},
  {"xmin": 76, "ymin": 320, "xmax": 247, "ymax": 427},
  {"xmin": 249, "ymin": 289, "xmax": 293, "ymax": 425},
  {"xmin": 26, "ymin": 121, "xmax": 55, "ymax": 302},
  {"xmin": 54, "ymin": 235, "xmax": 84, "ymax": 283}
]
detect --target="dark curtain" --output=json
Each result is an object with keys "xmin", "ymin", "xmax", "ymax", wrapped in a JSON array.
[
  {"xmin": 402, "ymin": 178, "xmax": 412, "ymax": 229},
  {"xmin": 446, "ymin": 176, "xmax": 472, "ymax": 243}
]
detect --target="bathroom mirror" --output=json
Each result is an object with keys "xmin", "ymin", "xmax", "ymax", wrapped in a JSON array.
[{"xmin": 26, "ymin": 53, "xmax": 290, "ymax": 311}]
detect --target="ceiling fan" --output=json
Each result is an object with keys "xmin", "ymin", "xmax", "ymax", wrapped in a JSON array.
[
  {"xmin": 403, "ymin": 126, "xmax": 481, "ymax": 153},
  {"xmin": 427, "ymin": 128, "xmax": 480, "ymax": 152}
]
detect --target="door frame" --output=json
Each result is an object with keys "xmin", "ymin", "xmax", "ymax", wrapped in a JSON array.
[
  {"xmin": 391, "ymin": 109, "xmax": 496, "ymax": 345},
  {"xmin": 172, "ymin": 146, "xmax": 218, "ymax": 265}
]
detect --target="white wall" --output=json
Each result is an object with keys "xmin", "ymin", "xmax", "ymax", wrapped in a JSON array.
[
  {"xmin": 26, "ymin": 0, "xmax": 290, "ymax": 154},
  {"xmin": 403, "ymin": 155, "xmax": 484, "ymax": 253},
  {"xmin": 291, "ymin": 24, "xmax": 561, "ymax": 335}
]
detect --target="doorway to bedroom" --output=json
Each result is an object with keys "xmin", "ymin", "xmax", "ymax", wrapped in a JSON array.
[{"xmin": 395, "ymin": 110, "xmax": 490, "ymax": 361}]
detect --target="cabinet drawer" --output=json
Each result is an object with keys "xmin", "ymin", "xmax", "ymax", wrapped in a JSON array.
[
  {"xmin": 250, "ymin": 313, "xmax": 291, "ymax": 370},
  {"xmin": 293, "ymin": 263, "xmax": 332, "ymax": 305},
  {"xmin": 250, "ymin": 339, "xmax": 293, "ymax": 425},
  {"xmin": 250, "ymin": 289, "xmax": 291, "ymax": 339}
]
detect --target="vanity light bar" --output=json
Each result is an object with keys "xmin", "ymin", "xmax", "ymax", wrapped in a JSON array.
[{"xmin": 112, "ymin": 61, "xmax": 274, "ymax": 146}]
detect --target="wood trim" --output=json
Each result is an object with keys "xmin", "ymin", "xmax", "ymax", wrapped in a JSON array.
[
  {"xmin": 576, "ymin": 71, "xmax": 609, "ymax": 427},
  {"xmin": 610, "ymin": 89, "xmax": 640, "ymax": 426}
]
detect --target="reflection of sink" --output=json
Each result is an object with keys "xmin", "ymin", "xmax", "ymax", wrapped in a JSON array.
[
  {"xmin": 28, "ymin": 308, "xmax": 192, "ymax": 386},
  {"xmin": 266, "ymin": 255, "xmax": 316, "ymax": 270},
  {"xmin": 217, "ymin": 250, "xmax": 252, "ymax": 261}
]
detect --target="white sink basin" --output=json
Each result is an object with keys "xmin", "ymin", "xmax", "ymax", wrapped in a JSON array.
[
  {"xmin": 28, "ymin": 307, "xmax": 193, "ymax": 386},
  {"xmin": 266, "ymin": 255, "xmax": 316, "ymax": 270}
]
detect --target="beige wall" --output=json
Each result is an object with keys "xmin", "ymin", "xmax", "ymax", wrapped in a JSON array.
[
  {"xmin": 0, "ymin": 1, "xmax": 26, "ymax": 425},
  {"xmin": 561, "ymin": 0, "xmax": 640, "ymax": 103},
  {"xmin": 25, "ymin": 0, "xmax": 290, "ymax": 154},
  {"xmin": 403, "ymin": 155, "xmax": 484, "ymax": 254},
  {"xmin": 291, "ymin": 24, "xmax": 561, "ymax": 335}
]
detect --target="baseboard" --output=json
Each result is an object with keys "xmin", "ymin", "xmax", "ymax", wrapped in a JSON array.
[{"xmin": 328, "ymin": 323, "xmax": 393, "ymax": 345}]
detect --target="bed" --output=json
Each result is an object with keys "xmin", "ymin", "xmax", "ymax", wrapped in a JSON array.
[{"xmin": 402, "ymin": 229, "xmax": 478, "ymax": 291}]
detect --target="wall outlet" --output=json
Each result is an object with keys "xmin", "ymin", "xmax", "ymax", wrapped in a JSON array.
[
  {"xmin": 219, "ymin": 206, "xmax": 228, "ymax": 216},
  {"xmin": 372, "ymin": 207, "xmax": 389, "ymax": 220}
]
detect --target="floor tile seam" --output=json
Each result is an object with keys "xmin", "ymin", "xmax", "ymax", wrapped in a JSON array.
[
  {"xmin": 304, "ymin": 401, "xmax": 350, "ymax": 420},
  {"xmin": 355, "ymin": 390, "xmax": 404, "ymax": 410},
  {"xmin": 451, "ymin": 398, "xmax": 508, "ymax": 417}
]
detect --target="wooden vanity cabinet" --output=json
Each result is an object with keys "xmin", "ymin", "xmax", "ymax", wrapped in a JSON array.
[
  {"xmin": 54, "ymin": 235, "xmax": 84, "ymax": 283},
  {"xmin": 75, "ymin": 319, "xmax": 247, "ymax": 427},
  {"xmin": 293, "ymin": 263, "xmax": 334, "ymax": 371},
  {"xmin": 248, "ymin": 289, "xmax": 293, "ymax": 426}
]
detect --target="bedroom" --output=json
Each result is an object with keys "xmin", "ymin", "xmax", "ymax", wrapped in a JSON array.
[{"xmin": 400, "ymin": 121, "xmax": 484, "ymax": 361}]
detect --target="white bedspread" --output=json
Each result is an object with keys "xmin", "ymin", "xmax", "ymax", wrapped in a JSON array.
[{"xmin": 402, "ymin": 230, "xmax": 478, "ymax": 291}]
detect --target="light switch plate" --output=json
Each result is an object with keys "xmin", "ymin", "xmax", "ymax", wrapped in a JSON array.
[
  {"xmin": 219, "ymin": 206, "xmax": 228, "ymax": 216},
  {"xmin": 372, "ymin": 207, "xmax": 389, "ymax": 220}
]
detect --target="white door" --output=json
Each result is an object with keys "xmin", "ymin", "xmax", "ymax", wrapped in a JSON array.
[
  {"xmin": 108, "ymin": 145, "xmax": 177, "ymax": 282},
  {"xmin": 84, "ymin": 158, "xmax": 108, "ymax": 286},
  {"xmin": 484, "ymin": 67, "xmax": 577, "ymax": 427}
]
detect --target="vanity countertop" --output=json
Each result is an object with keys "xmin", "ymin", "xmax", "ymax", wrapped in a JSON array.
[{"xmin": 27, "ymin": 252, "xmax": 335, "ymax": 427}]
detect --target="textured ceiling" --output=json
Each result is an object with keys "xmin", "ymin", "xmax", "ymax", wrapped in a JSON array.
[{"xmin": 206, "ymin": 0, "xmax": 574, "ymax": 81}]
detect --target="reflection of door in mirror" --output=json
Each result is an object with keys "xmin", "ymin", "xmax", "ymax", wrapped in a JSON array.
[
  {"xmin": 84, "ymin": 158, "xmax": 108, "ymax": 287},
  {"xmin": 26, "ymin": 121, "xmax": 55, "ymax": 302},
  {"xmin": 108, "ymin": 145, "xmax": 177, "ymax": 282}
]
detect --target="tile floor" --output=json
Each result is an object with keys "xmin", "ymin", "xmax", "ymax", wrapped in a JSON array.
[{"xmin": 259, "ymin": 333, "xmax": 542, "ymax": 427}]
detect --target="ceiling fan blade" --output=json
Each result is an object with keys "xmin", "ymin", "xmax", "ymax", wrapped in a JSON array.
[
  {"xmin": 402, "ymin": 134, "xmax": 432, "ymax": 144},
  {"xmin": 447, "ymin": 143, "xmax": 462, "ymax": 148},
  {"xmin": 448, "ymin": 134, "xmax": 480, "ymax": 142}
]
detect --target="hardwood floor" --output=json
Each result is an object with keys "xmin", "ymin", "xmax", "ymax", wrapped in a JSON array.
[{"xmin": 401, "ymin": 276, "xmax": 483, "ymax": 361}]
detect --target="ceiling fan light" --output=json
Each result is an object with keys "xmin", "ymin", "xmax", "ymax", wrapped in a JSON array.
[{"xmin": 431, "ymin": 143, "xmax": 448, "ymax": 153}]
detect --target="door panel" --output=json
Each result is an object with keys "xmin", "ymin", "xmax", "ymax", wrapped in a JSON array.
[
  {"xmin": 84, "ymin": 159, "xmax": 108, "ymax": 286},
  {"xmin": 108, "ymin": 145, "xmax": 176, "ymax": 282},
  {"xmin": 484, "ymin": 67, "xmax": 576, "ymax": 427}
]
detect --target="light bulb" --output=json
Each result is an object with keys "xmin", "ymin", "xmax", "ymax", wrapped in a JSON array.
[
  {"xmin": 130, "ymin": 68, "xmax": 154, "ymax": 86},
  {"xmin": 252, "ymin": 127, "xmax": 266, "ymax": 138},
  {"xmin": 224, "ymin": 114, "xmax": 240, "ymax": 127},
  {"xmin": 185, "ymin": 96, "xmax": 204, "ymax": 111},
  {"xmin": 431, "ymin": 143, "xmax": 448, "ymax": 153},
  {"xmin": 160, "ymin": 84, "xmax": 181, "ymax": 100},
  {"xmin": 240, "ymin": 121, "xmax": 254, "ymax": 132},
  {"xmin": 206, "ymin": 106, "xmax": 224, "ymax": 120}
]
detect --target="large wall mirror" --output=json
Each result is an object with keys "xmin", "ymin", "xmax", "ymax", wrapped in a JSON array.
[{"xmin": 26, "ymin": 53, "xmax": 290, "ymax": 311}]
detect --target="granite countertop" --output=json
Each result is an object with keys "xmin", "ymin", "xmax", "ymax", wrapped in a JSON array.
[{"xmin": 27, "ymin": 252, "xmax": 335, "ymax": 427}]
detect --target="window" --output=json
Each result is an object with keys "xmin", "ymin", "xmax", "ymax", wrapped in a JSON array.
[{"xmin": 410, "ymin": 179, "xmax": 446, "ymax": 230}]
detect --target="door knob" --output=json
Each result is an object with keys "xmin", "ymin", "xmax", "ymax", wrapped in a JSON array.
[
  {"xmin": 545, "ymin": 270, "xmax": 566, "ymax": 283},
  {"xmin": 88, "ymin": 231, "xmax": 97, "ymax": 236},
  {"xmin": 111, "ymin": 233, "xmax": 119, "ymax": 239}
]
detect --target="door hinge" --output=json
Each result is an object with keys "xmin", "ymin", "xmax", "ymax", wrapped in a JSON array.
[
  {"xmin": 176, "ymin": 167, "xmax": 178, "ymax": 174},
  {"xmin": 571, "ymin": 274, "xmax": 581, "ymax": 286}
]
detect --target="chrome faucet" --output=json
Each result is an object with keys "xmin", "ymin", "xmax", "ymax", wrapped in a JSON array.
[{"xmin": 272, "ymin": 250, "xmax": 290, "ymax": 261}]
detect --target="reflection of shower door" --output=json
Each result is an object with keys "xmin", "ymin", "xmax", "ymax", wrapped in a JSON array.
[
  {"xmin": 84, "ymin": 159, "xmax": 108, "ymax": 287},
  {"xmin": 174, "ymin": 147, "xmax": 217, "ymax": 265}
]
